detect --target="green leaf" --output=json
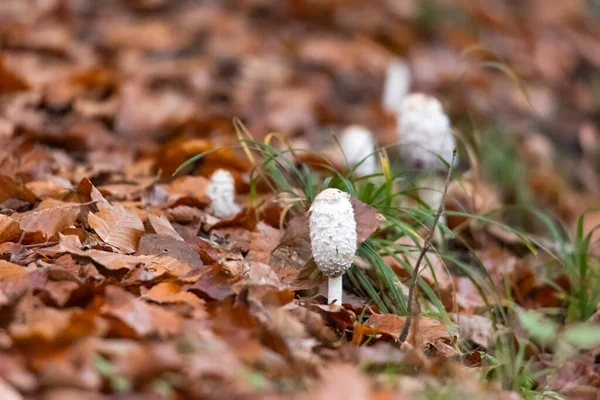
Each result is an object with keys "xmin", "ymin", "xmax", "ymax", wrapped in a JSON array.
[
  {"xmin": 517, "ymin": 309, "xmax": 558, "ymax": 344},
  {"xmin": 562, "ymin": 323, "xmax": 600, "ymax": 349}
]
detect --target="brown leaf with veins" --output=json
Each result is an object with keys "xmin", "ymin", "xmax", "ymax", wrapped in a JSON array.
[
  {"xmin": 147, "ymin": 213, "xmax": 184, "ymax": 241},
  {"xmin": 14, "ymin": 199, "xmax": 80, "ymax": 238},
  {"xmin": 88, "ymin": 204, "xmax": 145, "ymax": 253},
  {"xmin": 60, "ymin": 234, "xmax": 192, "ymax": 278}
]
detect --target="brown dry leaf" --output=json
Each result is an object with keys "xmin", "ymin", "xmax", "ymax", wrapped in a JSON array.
[
  {"xmin": 166, "ymin": 175, "xmax": 209, "ymax": 203},
  {"xmin": 137, "ymin": 234, "xmax": 202, "ymax": 268},
  {"xmin": 0, "ymin": 260, "xmax": 47, "ymax": 302},
  {"xmin": 451, "ymin": 314, "xmax": 494, "ymax": 349},
  {"xmin": 184, "ymin": 267, "xmax": 234, "ymax": 301},
  {"xmin": 10, "ymin": 307, "xmax": 107, "ymax": 344},
  {"xmin": 0, "ymin": 260, "xmax": 31, "ymax": 281},
  {"xmin": 142, "ymin": 282, "xmax": 206, "ymax": 312},
  {"xmin": 88, "ymin": 204, "xmax": 145, "ymax": 253},
  {"xmin": 247, "ymin": 222, "xmax": 283, "ymax": 263},
  {"xmin": 0, "ymin": 377, "xmax": 23, "ymax": 400},
  {"xmin": 0, "ymin": 214, "xmax": 20, "ymax": 243},
  {"xmin": 14, "ymin": 199, "xmax": 80, "ymax": 238},
  {"xmin": 101, "ymin": 285, "xmax": 182, "ymax": 338},
  {"xmin": 314, "ymin": 363, "xmax": 370, "ymax": 400},
  {"xmin": 0, "ymin": 56, "xmax": 29, "ymax": 94},
  {"xmin": 147, "ymin": 213, "xmax": 184, "ymax": 241},
  {"xmin": 0, "ymin": 175, "xmax": 37, "ymax": 206},
  {"xmin": 351, "ymin": 197, "xmax": 385, "ymax": 243},
  {"xmin": 365, "ymin": 313, "xmax": 450, "ymax": 344},
  {"xmin": 60, "ymin": 234, "xmax": 192, "ymax": 278}
]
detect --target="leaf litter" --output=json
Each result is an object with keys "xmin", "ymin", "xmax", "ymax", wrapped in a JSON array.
[{"xmin": 0, "ymin": 0, "xmax": 596, "ymax": 399}]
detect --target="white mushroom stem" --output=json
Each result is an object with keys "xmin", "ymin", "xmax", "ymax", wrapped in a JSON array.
[{"xmin": 327, "ymin": 275, "xmax": 343, "ymax": 305}]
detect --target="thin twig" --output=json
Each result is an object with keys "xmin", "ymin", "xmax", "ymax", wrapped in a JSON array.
[{"xmin": 399, "ymin": 148, "xmax": 457, "ymax": 343}]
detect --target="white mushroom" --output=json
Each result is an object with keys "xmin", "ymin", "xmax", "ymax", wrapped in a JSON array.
[
  {"xmin": 397, "ymin": 93, "xmax": 456, "ymax": 241},
  {"xmin": 309, "ymin": 188, "xmax": 357, "ymax": 304},
  {"xmin": 382, "ymin": 57, "xmax": 411, "ymax": 115},
  {"xmin": 206, "ymin": 169, "xmax": 241, "ymax": 219},
  {"xmin": 339, "ymin": 125, "xmax": 378, "ymax": 177},
  {"xmin": 397, "ymin": 93, "xmax": 455, "ymax": 171}
]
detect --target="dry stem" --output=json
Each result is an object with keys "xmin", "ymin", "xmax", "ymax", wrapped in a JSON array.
[{"xmin": 398, "ymin": 148, "xmax": 457, "ymax": 343}]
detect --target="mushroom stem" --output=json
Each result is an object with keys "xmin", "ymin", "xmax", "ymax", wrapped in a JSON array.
[{"xmin": 327, "ymin": 275, "xmax": 343, "ymax": 305}]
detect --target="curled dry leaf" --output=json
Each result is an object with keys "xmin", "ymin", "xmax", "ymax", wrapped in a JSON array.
[
  {"xmin": 147, "ymin": 213, "xmax": 184, "ymax": 241},
  {"xmin": 13, "ymin": 199, "xmax": 80, "ymax": 238},
  {"xmin": 0, "ymin": 214, "xmax": 20, "ymax": 243},
  {"xmin": 88, "ymin": 204, "xmax": 145, "ymax": 254}
]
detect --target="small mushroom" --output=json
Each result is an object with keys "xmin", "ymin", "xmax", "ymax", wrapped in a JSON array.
[
  {"xmin": 397, "ymin": 93, "xmax": 455, "ymax": 170},
  {"xmin": 397, "ymin": 93, "xmax": 456, "ymax": 240},
  {"xmin": 309, "ymin": 188, "xmax": 357, "ymax": 304},
  {"xmin": 339, "ymin": 125, "xmax": 377, "ymax": 177},
  {"xmin": 206, "ymin": 169, "xmax": 241, "ymax": 219},
  {"xmin": 382, "ymin": 57, "xmax": 411, "ymax": 114}
]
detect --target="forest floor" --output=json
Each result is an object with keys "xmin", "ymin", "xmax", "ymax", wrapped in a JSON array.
[{"xmin": 0, "ymin": 1, "xmax": 598, "ymax": 399}]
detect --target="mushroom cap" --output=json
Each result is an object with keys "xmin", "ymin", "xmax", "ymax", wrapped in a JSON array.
[
  {"xmin": 309, "ymin": 188, "xmax": 357, "ymax": 278},
  {"xmin": 397, "ymin": 93, "xmax": 455, "ymax": 171},
  {"xmin": 340, "ymin": 125, "xmax": 377, "ymax": 177},
  {"xmin": 206, "ymin": 169, "xmax": 240, "ymax": 218}
]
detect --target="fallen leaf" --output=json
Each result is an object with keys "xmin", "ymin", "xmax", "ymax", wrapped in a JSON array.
[
  {"xmin": 315, "ymin": 364, "xmax": 370, "ymax": 400},
  {"xmin": 365, "ymin": 313, "xmax": 450, "ymax": 344},
  {"xmin": 88, "ymin": 204, "xmax": 145, "ymax": 253},
  {"xmin": 451, "ymin": 314, "xmax": 495, "ymax": 349},
  {"xmin": 0, "ymin": 377, "xmax": 23, "ymax": 400},
  {"xmin": 142, "ymin": 282, "xmax": 206, "ymax": 312},
  {"xmin": 14, "ymin": 199, "xmax": 80, "ymax": 238},
  {"xmin": 101, "ymin": 285, "xmax": 182, "ymax": 338},
  {"xmin": 351, "ymin": 197, "xmax": 384, "ymax": 243},
  {"xmin": 0, "ymin": 260, "xmax": 47, "ymax": 302},
  {"xmin": 137, "ymin": 234, "xmax": 202, "ymax": 268},
  {"xmin": 147, "ymin": 213, "xmax": 184, "ymax": 241},
  {"xmin": 0, "ymin": 56, "xmax": 29, "ymax": 94},
  {"xmin": 0, "ymin": 175, "xmax": 37, "ymax": 205},
  {"xmin": 60, "ymin": 234, "xmax": 192, "ymax": 277},
  {"xmin": 0, "ymin": 215, "xmax": 20, "ymax": 243}
]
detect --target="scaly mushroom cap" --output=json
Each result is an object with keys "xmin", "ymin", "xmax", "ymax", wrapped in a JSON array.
[
  {"xmin": 206, "ymin": 169, "xmax": 241, "ymax": 219},
  {"xmin": 397, "ymin": 93, "xmax": 455, "ymax": 171},
  {"xmin": 309, "ymin": 188, "xmax": 357, "ymax": 278},
  {"xmin": 340, "ymin": 125, "xmax": 377, "ymax": 177}
]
